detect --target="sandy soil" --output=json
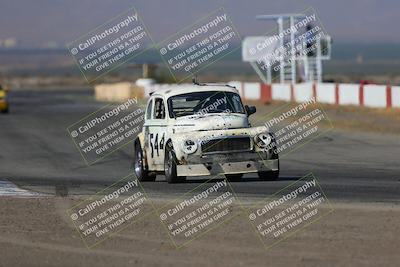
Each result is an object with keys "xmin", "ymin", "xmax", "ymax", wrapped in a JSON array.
[
  {"xmin": 0, "ymin": 196, "xmax": 399, "ymax": 267},
  {"xmin": 251, "ymin": 100, "xmax": 400, "ymax": 135}
]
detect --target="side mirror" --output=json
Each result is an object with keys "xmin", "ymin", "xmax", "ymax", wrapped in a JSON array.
[{"xmin": 245, "ymin": 105, "xmax": 256, "ymax": 116}]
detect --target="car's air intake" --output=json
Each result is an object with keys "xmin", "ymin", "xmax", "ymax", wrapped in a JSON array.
[{"xmin": 201, "ymin": 136, "xmax": 251, "ymax": 154}]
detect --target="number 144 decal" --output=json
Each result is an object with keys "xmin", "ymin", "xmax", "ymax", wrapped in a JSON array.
[{"xmin": 149, "ymin": 133, "xmax": 165, "ymax": 158}]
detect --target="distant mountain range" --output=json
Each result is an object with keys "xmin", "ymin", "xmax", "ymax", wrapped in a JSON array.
[{"xmin": 1, "ymin": 43, "xmax": 399, "ymax": 62}]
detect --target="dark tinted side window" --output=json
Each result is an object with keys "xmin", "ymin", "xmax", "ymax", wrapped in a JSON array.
[{"xmin": 153, "ymin": 98, "xmax": 165, "ymax": 119}]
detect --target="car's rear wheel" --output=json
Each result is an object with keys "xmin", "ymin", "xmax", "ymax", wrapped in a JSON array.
[
  {"xmin": 134, "ymin": 142, "xmax": 156, "ymax": 182},
  {"xmin": 165, "ymin": 145, "xmax": 185, "ymax": 183},
  {"xmin": 258, "ymin": 170, "xmax": 279, "ymax": 181},
  {"xmin": 225, "ymin": 174, "xmax": 243, "ymax": 182}
]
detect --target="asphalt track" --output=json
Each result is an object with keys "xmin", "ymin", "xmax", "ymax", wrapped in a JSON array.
[{"xmin": 0, "ymin": 87, "xmax": 399, "ymax": 203}]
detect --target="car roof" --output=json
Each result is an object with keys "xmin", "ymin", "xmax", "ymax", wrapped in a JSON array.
[{"xmin": 150, "ymin": 84, "xmax": 239, "ymax": 98}]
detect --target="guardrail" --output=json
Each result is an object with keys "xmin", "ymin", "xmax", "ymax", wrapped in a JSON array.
[
  {"xmin": 95, "ymin": 81, "xmax": 399, "ymax": 109},
  {"xmin": 229, "ymin": 81, "xmax": 399, "ymax": 108}
]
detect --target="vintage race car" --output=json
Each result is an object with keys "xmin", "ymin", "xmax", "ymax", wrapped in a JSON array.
[
  {"xmin": 0, "ymin": 85, "xmax": 9, "ymax": 114},
  {"xmin": 133, "ymin": 83, "xmax": 279, "ymax": 183}
]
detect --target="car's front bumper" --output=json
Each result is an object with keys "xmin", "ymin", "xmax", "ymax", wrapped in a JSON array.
[
  {"xmin": 177, "ymin": 159, "xmax": 278, "ymax": 176},
  {"xmin": 176, "ymin": 151, "xmax": 278, "ymax": 176}
]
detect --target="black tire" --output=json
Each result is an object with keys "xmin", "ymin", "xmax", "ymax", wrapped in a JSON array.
[
  {"xmin": 258, "ymin": 170, "xmax": 279, "ymax": 181},
  {"xmin": 1, "ymin": 107, "xmax": 8, "ymax": 114},
  {"xmin": 134, "ymin": 142, "xmax": 156, "ymax": 182},
  {"xmin": 164, "ymin": 145, "xmax": 185, "ymax": 183},
  {"xmin": 258, "ymin": 160, "xmax": 279, "ymax": 181},
  {"xmin": 258, "ymin": 147, "xmax": 279, "ymax": 181},
  {"xmin": 225, "ymin": 174, "xmax": 243, "ymax": 182}
]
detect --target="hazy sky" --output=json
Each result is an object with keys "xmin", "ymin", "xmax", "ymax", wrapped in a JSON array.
[{"xmin": 0, "ymin": 0, "xmax": 399, "ymax": 47}]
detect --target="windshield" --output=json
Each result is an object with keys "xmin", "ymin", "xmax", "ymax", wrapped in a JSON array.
[{"xmin": 167, "ymin": 91, "xmax": 245, "ymax": 118}]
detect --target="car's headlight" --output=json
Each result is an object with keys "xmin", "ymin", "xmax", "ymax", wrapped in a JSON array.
[
  {"xmin": 254, "ymin": 133, "xmax": 273, "ymax": 149},
  {"xmin": 181, "ymin": 139, "xmax": 198, "ymax": 154}
]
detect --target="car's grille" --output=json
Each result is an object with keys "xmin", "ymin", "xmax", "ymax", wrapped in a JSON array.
[{"xmin": 201, "ymin": 137, "xmax": 251, "ymax": 154}]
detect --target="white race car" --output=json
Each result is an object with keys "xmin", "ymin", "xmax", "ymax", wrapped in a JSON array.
[{"xmin": 133, "ymin": 83, "xmax": 279, "ymax": 183}]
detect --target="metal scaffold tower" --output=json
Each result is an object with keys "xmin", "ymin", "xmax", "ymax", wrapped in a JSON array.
[{"xmin": 242, "ymin": 13, "xmax": 332, "ymax": 84}]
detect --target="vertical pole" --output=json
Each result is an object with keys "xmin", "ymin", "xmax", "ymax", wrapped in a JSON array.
[
  {"xmin": 290, "ymin": 84, "xmax": 295, "ymax": 102},
  {"xmin": 241, "ymin": 81, "xmax": 245, "ymax": 100},
  {"xmin": 312, "ymin": 82, "xmax": 317, "ymax": 101},
  {"xmin": 278, "ymin": 17, "xmax": 284, "ymax": 84},
  {"xmin": 290, "ymin": 16, "xmax": 296, "ymax": 84},
  {"xmin": 303, "ymin": 40, "xmax": 309, "ymax": 82},
  {"xmin": 267, "ymin": 67, "xmax": 272, "ymax": 84},
  {"xmin": 143, "ymin": 63, "xmax": 148, "ymax": 78},
  {"xmin": 316, "ymin": 40, "xmax": 322, "ymax": 83}
]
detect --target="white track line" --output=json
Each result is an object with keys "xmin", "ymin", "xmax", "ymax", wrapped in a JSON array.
[{"xmin": 0, "ymin": 179, "xmax": 43, "ymax": 197}]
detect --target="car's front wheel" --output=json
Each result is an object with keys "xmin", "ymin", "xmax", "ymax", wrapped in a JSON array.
[
  {"xmin": 258, "ymin": 170, "xmax": 279, "ymax": 181},
  {"xmin": 164, "ymin": 145, "xmax": 185, "ymax": 183},
  {"xmin": 134, "ymin": 142, "xmax": 156, "ymax": 182},
  {"xmin": 258, "ymin": 151, "xmax": 279, "ymax": 181},
  {"xmin": 225, "ymin": 174, "xmax": 243, "ymax": 182}
]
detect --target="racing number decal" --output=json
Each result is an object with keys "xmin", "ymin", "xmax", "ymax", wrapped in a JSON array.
[
  {"xmin": 160, "ymin": 134, "xmax": 165, "ymax": 150},
  {"xmin": 149, "ymin": 133, "xmax": 165, "ymax": 158},
  {"xmin": 149, "ymin": 133, "xmax": 154, "ymax": 158}
]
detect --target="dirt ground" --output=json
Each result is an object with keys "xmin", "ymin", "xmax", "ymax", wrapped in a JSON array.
[
  {"xmin": 0, "ymin": 196, "xmax": 399, "ymax": 267},
  {"xmin": 251, "ymin": 100, "xmax": 400, "ymax": 135}
]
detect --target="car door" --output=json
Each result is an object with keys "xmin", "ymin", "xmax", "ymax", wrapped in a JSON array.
[{"xmin": 146, "ymin": 97, "xmax": 167, "ymax": 169}]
